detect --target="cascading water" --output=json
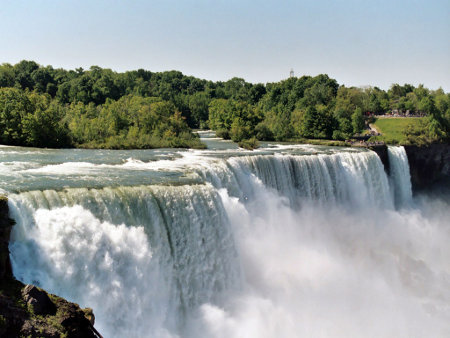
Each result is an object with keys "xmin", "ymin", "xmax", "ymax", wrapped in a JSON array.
[
  {"xmin": 4, "ymin": 144, "xmax": 450, "ymax": 337},
  {"xmin": 208, "ymin": 151, "xmax": 392, "ymax": 208},
  {"xmin": 9, "ymin": 185, "xmax": 240, "ymax": 337},
  {"xmin": 388, "ymin": 146, "xmax": 413, "ymax": 208}
]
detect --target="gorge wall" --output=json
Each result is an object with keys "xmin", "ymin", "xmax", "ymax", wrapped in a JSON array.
[{"xmin": 404, "ymin": 143, "xmax": 450, "ymax": 192}]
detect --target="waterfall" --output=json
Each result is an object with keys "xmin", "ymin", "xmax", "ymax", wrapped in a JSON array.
[
  {"xmin": 196, "ymin": 150, "xmax": 392, "ymax": 209},
  {"xmin": 387, "ymin": 146, "xmax": 413, "ymax": 208},
  {"xmin": 9, "ymin": 185, "xmax": 240, "ymax": 337},
  {"xmin": 8, "ymin": 148, "xmax": 450, "ymax": 337}
]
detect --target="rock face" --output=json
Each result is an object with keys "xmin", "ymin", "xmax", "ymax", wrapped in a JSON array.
[
  {"xmin": 370, "ymin": 144, "xmax": 450, "ymax": 193},
  {"xmin": 369, "ymin": 145, "xmax": 390, "ymax": 174},
  {"xmin": 0, "ymin": 280, "xmax": 101, "ymax": 338},
  {"xmin": 22, "ymin": 284, "xmax": 57, "ymax": 316},
  {"xmin": 0, "ymin": 195, "xmax": 102, "ymax": 338},
  {"xmin": 0, "ymin": 196, "xmax": 14, "ymax": 279},
  {"xmin": 404, "ymin": 143, "xmax": 450, "ymax": 192}
]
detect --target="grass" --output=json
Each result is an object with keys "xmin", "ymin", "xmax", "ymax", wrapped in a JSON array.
[
  {"xmin": 285, "ymin": 138, "xmax": 347, "ymax": 147},
  {"xmin": 371, "ymin": 117, "xmax": 425, "ymax": 144}
]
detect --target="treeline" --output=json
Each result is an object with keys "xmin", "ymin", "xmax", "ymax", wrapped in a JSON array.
[{"xmin": 0, "ymin": 60, "xmax": 448, "ymax": 148}]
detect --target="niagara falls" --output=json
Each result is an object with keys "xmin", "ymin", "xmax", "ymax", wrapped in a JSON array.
[
  {"xmin": 1, "ymin": 1, "xmax": 449, "ymax": 336},
  {"xmin": 2, "ymin": 133, "xmax": 449, "ymax": 337}
]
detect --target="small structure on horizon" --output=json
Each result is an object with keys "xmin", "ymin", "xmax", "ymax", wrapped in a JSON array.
[{"xmin": 289, "ymin": 69, "xmax": 294, "ymax": 78}]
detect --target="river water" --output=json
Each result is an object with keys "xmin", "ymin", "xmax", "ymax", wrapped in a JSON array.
[{"xmin": 2, "ymin": 132, "xmax": 449, "ymax": 337}]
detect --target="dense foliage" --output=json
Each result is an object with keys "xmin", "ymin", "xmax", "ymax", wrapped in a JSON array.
[{"xmin": 0, "ymin": 60, "xmax": 448, "ymax": 148}]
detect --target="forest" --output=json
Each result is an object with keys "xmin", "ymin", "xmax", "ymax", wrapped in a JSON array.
[{"xmin": 0, "ymin": 60, "xmax": 449, "ymax": 149}]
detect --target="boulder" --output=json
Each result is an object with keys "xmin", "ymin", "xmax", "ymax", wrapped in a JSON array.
[{"xmin": 22, "ymin": 284, "xmax": 57, "ymax": 315}]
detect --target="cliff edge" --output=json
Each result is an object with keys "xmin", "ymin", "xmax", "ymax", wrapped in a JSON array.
[
  {"xmin": 370, "ymin": 143, "xmax": 450, "ymax": 193},
  {"xmin": 404, "ymin": 143, "xmax": 450, "ymax": 192}
]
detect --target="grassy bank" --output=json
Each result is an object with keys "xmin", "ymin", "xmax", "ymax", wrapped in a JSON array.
[
  {"xmin": 290, "ymin": 138, "xmax": 347, "ymax": 147},
  {"xmin": 370, "ymin": 117, "xmax": 425, "ymax": 144}
]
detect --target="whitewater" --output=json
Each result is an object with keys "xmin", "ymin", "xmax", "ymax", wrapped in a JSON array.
[{"xmin": 2, "ymin": 134, "xmax": 449, "ymax": 338}]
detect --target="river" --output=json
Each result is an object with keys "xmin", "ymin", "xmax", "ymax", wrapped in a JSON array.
[{"xmin": 1, "ymin": 132, "xmax": 449, "ymax": 337}]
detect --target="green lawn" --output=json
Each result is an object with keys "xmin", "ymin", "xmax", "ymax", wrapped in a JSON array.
[{"xmin": 371, "ymin": 117, "xmax": 425, "ymax": 144}]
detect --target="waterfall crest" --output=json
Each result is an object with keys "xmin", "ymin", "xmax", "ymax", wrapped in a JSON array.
[{"xmin": 196, "ymin": 150, "xmax": 392, "ymax": 209}]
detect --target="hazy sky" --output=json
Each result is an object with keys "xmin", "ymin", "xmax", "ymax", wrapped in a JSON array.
[{"xmin": 1, "ymin": 0, "xmax": 449, "ymax": 90}]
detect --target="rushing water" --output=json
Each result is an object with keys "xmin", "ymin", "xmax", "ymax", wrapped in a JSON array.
[{"xmin": 2, "ymin": 134, "xmax": 449, "ymax": 337}]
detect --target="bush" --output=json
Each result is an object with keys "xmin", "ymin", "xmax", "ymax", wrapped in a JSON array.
[
  {"xmin": 238, "ymin": 137, "xmax": 259, "ymax": 150},
  {"xmin": 216, "ymin": 128, "xmax": 230, "ymax": 139},
  {"xmin": 255, "ymin": 122, "xmax": 274, "ymax": 141}
]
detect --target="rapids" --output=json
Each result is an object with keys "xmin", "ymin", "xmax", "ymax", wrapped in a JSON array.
[{"xmin": 2, "ymin": 136, "xmax": 449, "ymax": 337}]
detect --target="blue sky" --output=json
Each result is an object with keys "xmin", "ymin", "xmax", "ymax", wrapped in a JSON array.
[{"xmin": 1, "ymin": 0, "xmax": 449, "ymax": 90}]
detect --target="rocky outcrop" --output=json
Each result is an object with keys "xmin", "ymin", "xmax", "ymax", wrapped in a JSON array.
[
  {"xmin": 22, "ymin": 284, "xmax": 57, "ymax": 316},
  {"xmin": 0, "ymin": 196, "xmax": 14, "ymax": 279},
  {"xmin": 369, "ymin": 145, "xmax": 390, "ymax": 174},
  {"xmin": 404, "ymin": 143, "xmax": 450, "ymax": 192},
  {"xmin": 0, "ymin": 280, "xmax": 102, "ymax": 338},
  {"xmin": 0, "ymin": 195, "xmax": 102, "ymax": 338}
]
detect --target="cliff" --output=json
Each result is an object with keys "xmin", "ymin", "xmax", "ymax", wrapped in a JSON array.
[
  {"xmin": 0, "ymin": 196, "xmax": 102, "ymax": 338},
  {"xmin": 370, "ymin": 143, "xmax": 450, "ymax": 193},
  {"xmin": 369, "ymin": 145, "xmax": 390, "ymax": 174},
  {"xmin": 0, "ymin": 196, "xmax": 14, "ymax": 280},
  {"xmin": 404, "ymin": 143, "xmax": 450, "ymax": 192}
]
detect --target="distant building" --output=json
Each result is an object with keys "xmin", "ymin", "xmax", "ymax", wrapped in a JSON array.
[{"xmin": 289, "ymin": 69, "xmax": 294, "ymax": 78}]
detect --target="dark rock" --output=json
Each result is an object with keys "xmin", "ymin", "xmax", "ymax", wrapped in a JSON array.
[
  {"xmin": 20, "ymin": 318, "xmax": 61, "ymax": 337},
  {"xmin": 0, "ymin": 284, "xmax": 29, "ymax": 337},
  {"xmin": 22, "ymin": 284, "xmax": 57, "ymax": 315},
  {"xmin": 404, "ymin": 143, "xmax": 450, "ymax": 192},
  {"xmin": 0, "ymin": 280, "xmax": 101, "ymax": 338},
  {"xmin": 52, "ymin": 298, "xmax": 99, "ymax": 338},
  {"xmin": 369, "ymin": 145, "xmax": 390, "ymax": 174},
  {"xmin": 0, "ymin": 195, "xmax": 14, "ymax": 280},
  {"xmin": 83, "ymin": 307, "xmax": 95, "ymax": 326}
]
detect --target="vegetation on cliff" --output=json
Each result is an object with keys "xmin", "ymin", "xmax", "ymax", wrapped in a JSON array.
[{"xmin": 0, "ymin": 60, "xmax": 448, "ymax": 148}]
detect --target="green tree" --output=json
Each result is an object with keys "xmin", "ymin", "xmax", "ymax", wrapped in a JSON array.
[
  {"xmin": 352, "ymin": 107, "xmax": 365, "ymax": 134},
  {"xmin": 188, "ymin": 92, "xmax": 210, "ymax": 128}
]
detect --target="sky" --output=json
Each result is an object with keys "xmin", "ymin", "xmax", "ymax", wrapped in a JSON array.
[{"xmin": 1, "ymin": 0, "xmax": 449, "ymax": 90}]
